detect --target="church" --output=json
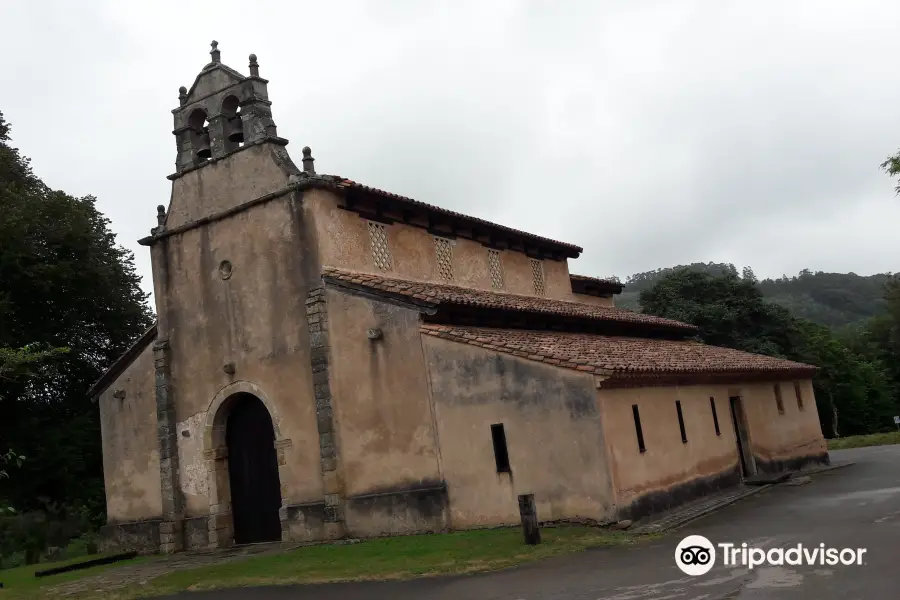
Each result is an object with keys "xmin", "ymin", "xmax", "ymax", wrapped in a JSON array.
[{"xmin": 90, "ymin": 42, "xmax": 829, "ymax": 554}]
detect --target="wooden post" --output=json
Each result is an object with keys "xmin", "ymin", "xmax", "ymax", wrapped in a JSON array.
[{"xmin": 518, "ymin": 493, "xmax": 540, "ymax": 545}]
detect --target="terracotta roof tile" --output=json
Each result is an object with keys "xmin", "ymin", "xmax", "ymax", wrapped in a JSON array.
[
  {"xmin": 322, "ymin": 267, "xmax": 697, "ymax": 334},
  {"xmin": 569, "ymin": 273, "xmax": 625, "ymax": 296},
  {"xmin": 420, "ymin": 324, "xmax": 817, "ymax": 386},
  {"xmin": 336, "ymin": 179, "xmax": 582, "ymax": 256}
]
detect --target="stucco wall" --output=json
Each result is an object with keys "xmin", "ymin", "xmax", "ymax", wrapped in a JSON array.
[
  {"xmin": 422, "ymin": 336, "xmax": 615, "ymax": 527},
  {"xmin": 306, "ymin": 190, "xmax": 576, "ymax": 300},
  {"xmin": 323, "ymin": 287, "xmax": 444, "ymax": 535},
  {"xmin": 598, "ymin": 379, "xmax": 827, "ymax": 519},
  {"xmin": 99, "ymin": 343, "xmax": 163, "ymax": 523},
  {"xmin": 740, "ymin": 379, "xmax": 827, "ymax": 469},
  {"xmin": 166, "ymin": 143, "xmax": 293, "ymax": 230},
  {"xmin": 325, "ymin": 288, "xmax": 440, "ymax": 496},
  {"xmin": 161, "ymin": 191, "xmax": 323, "ymax": 517},
  {"xmin": 599, "ymin": 385, "xmax": 741, "ymax": 518}
]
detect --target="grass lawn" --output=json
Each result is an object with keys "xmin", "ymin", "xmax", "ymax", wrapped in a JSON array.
[
  {"xmin": 2, "ymin": 525, "xmax": 644, "ymax": 599},
  {"xmin": 0, "ymin": 554, "xmax": 147, "ymax": 599},
  {"xmin": 827, "ymin": 430, "xmax": 900, "ymax": 450}
]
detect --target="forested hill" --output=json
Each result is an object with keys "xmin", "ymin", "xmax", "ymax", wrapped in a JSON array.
[{"xmin": 616, "ymin": 262, "xmax": 893, "ymax": 329}]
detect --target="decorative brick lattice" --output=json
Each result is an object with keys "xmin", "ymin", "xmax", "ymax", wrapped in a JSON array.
[
  {"xmin": 488, "ymin": 250, "xmax": 504, "ymax": 289},
  {"xmin": 531, "ymin": 259, "xmax": 546, "ymax": 296},
  {"xmin": 434, "ymin": 237, "xmax": 454, "ymax": 281},
  {"xmin": 367, "ymin": 221, "xmax": 392, "ymax": 271}
]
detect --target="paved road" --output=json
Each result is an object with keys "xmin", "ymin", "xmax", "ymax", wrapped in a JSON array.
[{"xmin": 168, "ymin": 445, "xmax": 900, "ymax": 599}]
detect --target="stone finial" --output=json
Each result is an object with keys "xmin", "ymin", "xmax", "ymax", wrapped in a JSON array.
[
  {"xmin": 210, "ymin": 40, "xmax": 221, "ymax": 63},
  {"xmin": 249, "ymin": 53, "xmax": 259, "ymax": 77},
  {"xmin": 156, "ymin": 205, "xmax": 166, "ymax": 228},
  {"xmin": 302, "ymin": 146, "xmax": 316, "ymax": 175},
  {"xmin": 178, "ymin": 86, "xmax": 188, "ymax": 106}
]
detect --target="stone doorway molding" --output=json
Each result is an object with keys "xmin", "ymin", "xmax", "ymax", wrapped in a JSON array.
[{"xmin": 203, "ymin": 380, "xmax": 293, "ymax": 548}]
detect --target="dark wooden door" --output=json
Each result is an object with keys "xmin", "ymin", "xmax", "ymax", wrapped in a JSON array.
[{"xmin": 226, "ymin": 394, "xmax": 282, "ymax": 544}]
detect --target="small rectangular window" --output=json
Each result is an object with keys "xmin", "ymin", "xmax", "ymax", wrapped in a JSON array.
[
  {"xmin": 710, "ymin": 397, "xmax": 720, "ymax": 436},
  {"xmin": 490, "ymin": 423, "xmax": 511, "ymax": 473},
  {"xmin": 794, "ymin": 381, "xmax": 804, "ymax": 411},
  {"xmin": 676, "ymin": 400, "xmax": 687, "ymax": 443},
  {"xmin": 632, "ymin": 404, "xmax": 646, "ymax": 453},
  {"xmin": 774, "ymin": 384, "xmax": 785, "ymax": 414}
]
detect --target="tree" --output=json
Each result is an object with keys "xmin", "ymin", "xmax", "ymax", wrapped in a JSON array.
[
  {"xmin": 881, "ymin": 150, "xmax": 900, "ymax": 195},
  {"xmin": 640, "ymin": 268, "xmax": 897, "ymax": 437},
  {"xmin": 0, "ymin": 110, "xmax": 154, "ymax": 513}
]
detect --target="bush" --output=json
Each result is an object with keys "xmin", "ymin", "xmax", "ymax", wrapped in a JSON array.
[{"xmin": 0, "ymin": 505, "xmax": 101, "ymax": 569}]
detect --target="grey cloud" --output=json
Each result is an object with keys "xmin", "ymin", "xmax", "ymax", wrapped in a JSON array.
[{"xmin": 3, "ymin": 0, "xmax": 900, "ymax": 301}]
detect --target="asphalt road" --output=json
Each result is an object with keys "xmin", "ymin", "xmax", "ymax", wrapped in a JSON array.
[{"xmin": 166, "ymin": 445, "xmax": 899, "ymax": 599}]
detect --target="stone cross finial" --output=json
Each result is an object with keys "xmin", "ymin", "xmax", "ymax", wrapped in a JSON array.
[
  {"xmin": 302, "ymin": 146, "xmax": 316, "ymax": 175},
  {"xmin": 249, "ymin": 53, "xmax": 259, "ymax": 77},
  {"xmin": 178, "ymin": 86, "xmax": 187, "ymax": 106},
  {"xmin": 210, "ymin": 40, "xmax": 221, "ymax": 63}
]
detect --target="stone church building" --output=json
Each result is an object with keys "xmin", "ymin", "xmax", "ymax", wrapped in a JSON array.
[{"xmin": 90, "ymin": 43, "xmax": 829, "ymax": 553}]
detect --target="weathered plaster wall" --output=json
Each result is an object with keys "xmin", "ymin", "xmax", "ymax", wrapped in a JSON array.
[
  {"xmin": 324, "ymin": 287, "xmax": 444, "ymax": 535},
  {"xmin": 741, "ymin": 379, "xmax": 828, "ymax": 470},
  {"xmin": 599, "ymin": 379, "xmax": 828, "ymax": 519},
  {"xmin": 99, "ymin": 343, "xmax": 162, "ymax": 523},
  {"xmin": 306, "ymin": 191, "xmax": 575, "ymax": 300},
  {"xmin": 166, "ymin": 143, "xmax": 294, "ymax": 229},
  {"xmin": 422, "ymin": 336, "xmax": 615, "ymax": 527},
  {"xmin": 598, "ymin": 385, "xmax": 741, "ymax": 519},
  {"xmin": 163, "ymin": 191, "xmax": 323, "ymax": 517}
]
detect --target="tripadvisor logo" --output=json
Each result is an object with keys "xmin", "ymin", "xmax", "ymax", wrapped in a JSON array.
[
  {"xmin": 676, "ymin": 535, "xmax": 716, "ymax": 576},
  {"xmin": 675, "ymin": 535, "xmax": 868, "ymax": 576}
]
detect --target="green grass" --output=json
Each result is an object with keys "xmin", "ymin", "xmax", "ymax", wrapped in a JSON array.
[
  {"xmin": 3, "ymin": 526, "xmax": 643, "ymax": 600},
  {"xmin": 0, "ymin": 554, "xmax": 147, "ymax": 599},
  {"xmin": 828, "ymin": 430, "xmax": 900, "ymax": 450}
]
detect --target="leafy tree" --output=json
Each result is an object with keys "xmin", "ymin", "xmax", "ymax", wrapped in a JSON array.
[
  {"xmin": 0, "ymin": 110, "xmax": 153, "ymax": 513},
  {"xmin": 619, "ymin": 262, "xmax": 892, "ymax": 328},
  {"xmin": 880, "ymin": 149, "xmax": 900, "ymax": 195}
]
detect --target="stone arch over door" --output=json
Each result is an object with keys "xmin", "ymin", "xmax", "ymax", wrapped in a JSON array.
[{"xmin": 204, "ymin": 381, "xmax": 293, "ymax": 548}]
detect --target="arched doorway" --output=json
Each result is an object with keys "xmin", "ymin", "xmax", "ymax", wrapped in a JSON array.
[{"xmin": 225, "ymin": 393, "xmax": 282, "ymax": 544}]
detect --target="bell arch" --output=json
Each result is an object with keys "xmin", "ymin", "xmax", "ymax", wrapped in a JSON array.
[
  {"xmin": 187, "ymin": 108, "xmax": 211, "ymax": 161},
  {"xmin": 220, "ymin": 94, "xmax": 244, "ymax": 152}
]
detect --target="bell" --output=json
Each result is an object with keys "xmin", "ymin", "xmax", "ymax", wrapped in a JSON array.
[
  {"xmin": 226, "ymin": 115, "xmax": 244, "ymax": 143},
  {"xmin": 195, "ymin": 129, "xmax": 211, "ymax": 159}
]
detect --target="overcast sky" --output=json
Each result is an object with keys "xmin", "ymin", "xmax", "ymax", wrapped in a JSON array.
[{"xmin": 4, "ymin": 0, "xmax": 900, "ymax": 300}]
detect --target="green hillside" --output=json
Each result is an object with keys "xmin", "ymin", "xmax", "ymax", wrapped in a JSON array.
[{"xmin": 617, "ymin": 262, "xmax": 893, "ymax": 329}]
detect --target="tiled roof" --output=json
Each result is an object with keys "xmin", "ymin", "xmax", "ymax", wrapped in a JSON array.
[
  {"xmin": 569, "ymin": 273, "xmax": 625, "ymax": 295},
  {"xmin": 322, "ymin": 267, "xmax": 697, "ymax": 334},
  {"xmin": 335, "ymin": 179, "xmax": 583, "ymax": 257},
  {"xmin": 87, "ymin": 324, "xmax": 158, "ymax": 399},
  {"xmin": 420, "ymin": 325, "xmax": 817, "ymax": 386}
]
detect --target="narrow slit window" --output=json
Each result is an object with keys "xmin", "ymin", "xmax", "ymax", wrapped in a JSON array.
[
  {"xmin": 490, "ymin": 423, "xmax": 511, "ymax": 473},
  {"xmin": 632, "ymin": 404, "xmax": 646, "ymax": 453},
  {"xmin": 794, "ymin": 381, "xmax": 804, "ymax": 411},
  {"xmin": 710, "ymin": 397, "xmax": 721, "ymax": 436},
  {"xmin": 676, "ymin": 400, "xmax": 687, "ymax": 443},
  {"xmin": 774, "ymin": 384, "xmax": 784, "ymax": 414}
]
